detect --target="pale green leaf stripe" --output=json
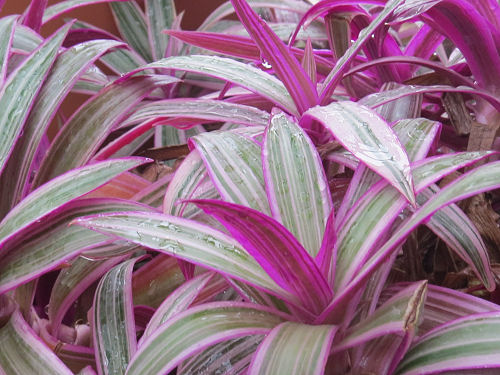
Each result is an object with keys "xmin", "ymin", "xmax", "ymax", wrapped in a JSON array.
[
  {"xmin": 0, "ymin": 158, "xmax": 147, "ymax": 247},
  {"xmin": 0, "ymin": 16, "xmax": 17, "ymax": 85},
  {"xmin": 396, "ymin": 313, "xmax": 500, "ymax": 375},
  {"xmin": 142, "ymin": 272, "xmax": 214, "ymax": 341},
  {"xmin": 0, "ymin": 309, "xmax": 73, "ymax": 374},
  {"xmin": 0, "ymin": 39, "xmax": 124, "ymax": 218},
  {"xmin": 145, "ymin": 55, "xmax": 298, "ymax": 115},
  {"xmin": 192, "ymin": 132, "xmax": 270, "ymax": 214},
  {"xmin": 419, "ymin": 186, "xmax": 494, "ymax": 290},
  {"xmin": 13, "ymin": 24, "xmax": 42, "ymax": 53},
  {"xmin": 157, "ymin": 125, "xmax": 202, "ymax": 167},
  {"xmin": 126, "ymin": 303, "xmax": 285, "ymax": 375},
  {"xmin": 34, "ymin": 75, "xmax": 174, "ymax": 185},
  {"xmin": 163, "ymin": 150, "xmax": 220, "ymax": 219},
  {"xmin": 0, "ymin": 24, "xmax": 69, "ymax": 175},
  {"xmin": 0, "ymin": 199, "xmax": 149, "ymax": 294},
  {"xmin": 146, "ymin": 0, "xmax": 175, "ymax": 60},
  {"xmin": 94, "ymin": 259, "xmax": 138, "ymax": 375},
  {"xmin": 304, "ymin": 101, "xmax": 415, "ymax": 206},
  {"xmin": 43, "ymin": 0, "xmax": 123, "ymax": 24},
  {"xmin": 122, "ymin": 99, "xmax": 270, "ymax": 128},
  {"xmin": 181, "ymin": 335, "xmax": 262, "ymax": 375},
  {"xmin": 111, "ymin": 2, "xmax": 153, "ymax": 62},
  {"xmin": 249, "ymin": 322, "xmax": 337, "ymax": 375},
  {"xmin": 74, "ymin": 212, "xmax": 292, "ymax": 301},
  {"xmin": 337, "ymin": 281, "xmax": 426, "ymax": 351},
  {"xmin": 264, "ymin": 112, "xmax": 332, "ymax": 256}
]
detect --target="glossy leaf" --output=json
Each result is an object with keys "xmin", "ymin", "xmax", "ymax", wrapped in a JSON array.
[
  {"xmin": 94, "ymin": 258, "xmax": 140, "ymax": 375},
  {"xmin": 303, "ymin": 101, "xmax": 415, "ymax": 206},
  {"xmin": 248, "ymin": 322, "xmax": 337, "ymax": 375},
  {"xmin": 126, "ymin": 302, "xmax": 287, "ymax": 375},
  {"xmin": 263, "ymin": 111, "xmax": 332, "ymax": 256},
  {"xmin": 0, "ymin": 309, "xmax": 72, "ymax": 374},
  {"xmin": 191, "ymin": 131, "xmax": 270, "ymax": 214},
  {"xmin": 0, "ymin": 23, "xmax": 69, "ymax": 175},
  {"xmin": 0, "ymin": 157, "xmax": 149, "ymax": 248}
]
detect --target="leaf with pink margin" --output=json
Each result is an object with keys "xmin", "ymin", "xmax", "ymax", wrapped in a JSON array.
[
  {"xmin": 315, "ymin": 210, "xmax": 337, "ymax": 287},
  {"xmin": 0, "ymin": 16, "xmax": 16, "ymax": 86},
  {"xmin": 126, "ymin": 302, "xmax": 288, "ymax": 375},
  {"xmin": 94, "ymin": 257, "xmax": 142, "ymax": 375},
  {"xmin": 322, "ymin": 159, "xmax": 500, "ymax": 324},
  {"xmin": 0, "ymin": 23, "xmax": 69, "ymax": 176},
  {"xmin": 391, "ymin": 0, "xmax": 441, "ymax": 22},
  {"xmin": 145, "ymin": 0, "xmax": 175, "ymax": 60},
  {"xmin": 263, "ymin": 111, "xmax": 332, "ymax": 257},
  {"xmin": 192, "ymin": 199, "xmax": 333, "ymax": 314},
  {"xmin": 0, "ymin": 309, "xmax": 73, "ymax": 374},
  {"xmin": 140, "ymin": 272, "xmax": 214, "ymax": 343},
  {"xmin": 34, "ymin": 74, "xmax": 176, "ymax": 186},
  {"xmin": 22, "ymin": 0, "xmax": 48, "ymax": 32},
  {"xmin": 248, "ymin": 322, "xmax": 337, "ymax": 375},
  {"xmin": 231, "ymin": 0, "xmax": 318, "ymax": 114},
  {"xmin": 0, "ymin": 157, "xmax": 150, "ymax": 248},
  {"xmin": 395, "ymin": 312, "xmax": 500, "ymax": 375},
  {"xmin": 303, "ymin": 101, "xmax": 416, "ymax": 206},
  {"xmin": 73, "ymin": 211, "xmax": 294, "ymax": 303},
  {"xmin": 42, "ymin": 0, "xmax": 128, "ymax": 24},
  {"xmin": 0, "ymin": 39, "xmax": 125, "ymax": 218}
]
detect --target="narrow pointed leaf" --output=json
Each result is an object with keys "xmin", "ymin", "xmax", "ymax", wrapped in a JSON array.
[
  {"xmin": 34, "ymin": 75, "xmax": 176, "ymax": 185},
  {"xmin": 0, "ymin": 16, "xmax": 16, "ymax": 86},
  {"xmin": 0, "ymin": 39, "xmax": 124, "ymax": 217},
  {"xmin": 42, "ymin": 0, "xmax": 128, "ymax": 24},
  {"xmin": 0, "ymin": 157, "xmax": 149, "ymax": 248},
  {"xmin": 396, "ymin": 312, "xmax": 500, "ymax": 375},
  {"xmin": 191, "ymin": 131, "xmax": 270, "ymax": 214},
  {"xmin": 126, "ymin": 302, "xmax": 287, "ymax": 375},
  {"xmin": 141, "ymin": 272, "xmax": 214, "ymax": 341},
  {"xmin": 0, "ymin": 309, "xmax": 73, "ymax": 374},
  {"xmin": 248, "ymin": 322, "xmax": 336, "ymax": 375},
  {"xmin": 231, "ymin": 0, "xmax": 318, "ymax": 114},
  {"xmin": 141, "ymin": 55, "xmax": 297, "ymax": 115},
  {"xmin": 73, "ymin": 211, "xmax": 293, "ymax": 303},
  {"xmin": 0, "ymin": 23, "xmax": 69, "ymax": 175},
  {"xmin": 94, "ymin": 258, "xmax": 140, "ymax": 375},
  {"xmin": 0, "ymin": 198, "xmax": 151, "ymax": 295},
  {"xmin": 263, "ymin": 111, "xmax": 332, "ymax": 256},
  {"xmin": 110, "ymin": 1, "xmax": 153, "ymax": 62},
  {"xmin": 193, "ymin": 199, "xmax": 333, "ymax": 314},
  {"xmin": 145, "ymin": 0, "xmax": 175, "ymax": 60},
  {"xmin": 303, "ymin": 101, "xmax": 415, "ymax": 205}
]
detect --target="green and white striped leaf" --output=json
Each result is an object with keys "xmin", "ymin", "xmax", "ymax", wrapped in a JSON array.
[
  {"xmin": 141, "ymin": 272, "xmax": 214, "ymax": 341},
  {"xmin": 0, "ymin": 16, "xmax": 17, "ymax": 85},
  {"xmin": 94, "ymin": 258, "xmax": 139, "ymax": 375},
  {"xmin": 144, "ymin": 55, "xmax": 297, "ymax": 115},
  {"xmin": 145, "ymin": 0, "xmax": 175, "ymax": 60},
  {"xmin": 263, "ymin": 111, "xmax": 332, "ymax": 256},
  {"xmin": 0, "ymin": 309, "xmax": 73, "ymax": 375},
  {"xmin": 126, "ymin": 302, "xmax": 286, "ymax": 375},
  {"xmin": 0, "ymin": 157, "xmax": 148, "ymax": 247},
  {"xmin": 336, "ymin": 280, "xmax": 427, "ymax": 351},
  {"xmin": 0, "ymin": 23, "xmax": 69, "ymax": 175},
  {"xmin": 191, "ymin": 131, "xmax": 270, "ymax": 214},
  {"xmin": 34, "ymin": 75, "xmax": 175, "ymax": 185},
  {"xmin": 396, "ymin": 312, "xmax": 500, "ymax": 375},
  {"xmin": 303, "ymin": 101, "xmax": 416, "ymax": 206},
  {"xmin": 248, "ymin": 322, "xmax": 337, "ymax": 375},
  {"xmin": 0, "ymin": 198, "xmax": 151, "ymax": 294},
  {"xmin": 111, "ymin": 1, "xmax": 153, "ymax": 62},
  {"xmin": 74, "ymin": 211, "xmax": 294, "ymax": 303},
  {"xmin": 0, "ymin": 39, "xmax": 124, "ymax": 217},
  {"xmin": 12, "ymin": 24, "xmax": 42, "ymax": 53}
]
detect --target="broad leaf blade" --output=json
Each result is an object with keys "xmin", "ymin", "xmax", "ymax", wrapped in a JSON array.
[
  {"xmin": 191, "ymin": 131, "xmax": 270, "ymax": 214},
  {"xmin": 0, "ymin": 309, "xmax": 73, "ymax": 374},
  {"xmin": 126, "ymin": 302, "xmax": 286, "ymax": 375},
  {"xmin": 0, "ymin": 23, "xmax": 69, "ymax": 175},
  {"xmin": 248, "ymin": 322, "xmax": 337, "ymax": 375},
  {"xmin": 145, "ymin": 0, "xmax": 175, "ymax": 60},
  {"xmin": 94, "ymin": 258, "xmax": 139, "ymax": 375},
  {"xmin": 303, "ymin": 101, "xmax": 415, "ymax": 205},
  {"xmin": 263, "ymin": 111, "xmax": 332, "ymax": 256},
  {"xmin": 193, "ymin": 199, "xmax": 333, "ymax": 314},
  {"xmin": 0, "ymin": 158, "xmax": 149, "ymax": 248}
]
